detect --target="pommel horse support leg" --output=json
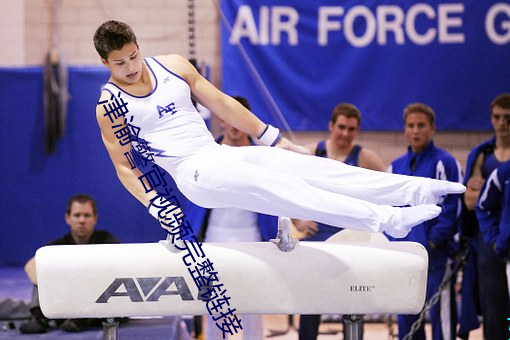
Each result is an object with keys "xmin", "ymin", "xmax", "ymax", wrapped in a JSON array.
[{"xmin": 36, "ymin": 227, "xmax": 428, "ymax": 340}]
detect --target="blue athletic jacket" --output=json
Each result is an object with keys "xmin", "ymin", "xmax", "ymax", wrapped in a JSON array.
[
  {"xmin": 476, "ymin": 160, "xmax": 510, "ymax": 259},
  {"xmin": 388, "ymin": 141, "xmax": 462, "ymax": 268},
  {"xmin": 461, "ymin": 137, "xmax": 497, "ymax": 237},
  {"xmin": 464, "ymin": 137, "xmax": 497, "ymax": 186}
]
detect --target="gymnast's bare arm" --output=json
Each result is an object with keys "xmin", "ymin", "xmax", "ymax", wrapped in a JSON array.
[
  {"xmin": 96, "ymin": 90, "xmax": 156, "ymax": 208},
  {"xmin": 156, "ymin": 54, "xmax": 309, "ymax": 154},
  {"xmin": 358, "ymin": 148, "xmax": 386, "ymax": 172},
  {"xmin": 464, "ymin": 153, "xmax": 484, "ymax": 210}
]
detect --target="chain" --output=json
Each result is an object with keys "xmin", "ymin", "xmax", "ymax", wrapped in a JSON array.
[
  {"xmin": 187, "ymin": 0, "xmax": 196, "ymax": 61},
  {"xmin": 402, "ymin": 242, "xmax": 470, "ymax": 340}
]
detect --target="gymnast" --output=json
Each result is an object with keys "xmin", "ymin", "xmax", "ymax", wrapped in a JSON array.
[{"xmin": 93, "ymin": 20, "xmax": 465, "ymax": 239}]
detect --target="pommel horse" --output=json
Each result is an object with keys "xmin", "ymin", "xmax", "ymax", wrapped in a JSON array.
[{"xmin": 35, "ymin": 218, "xmax": 428, "ymax": 339}]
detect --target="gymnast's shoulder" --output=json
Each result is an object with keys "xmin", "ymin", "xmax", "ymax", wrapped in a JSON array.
[{"xmin": 152, "ymin": 54, "xmax": 198, "ymax": 80}]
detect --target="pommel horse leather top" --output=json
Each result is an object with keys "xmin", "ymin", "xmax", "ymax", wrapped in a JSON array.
[{"xmin": 36, "ymin": 228, "xmax": 428, "ymax": 319}]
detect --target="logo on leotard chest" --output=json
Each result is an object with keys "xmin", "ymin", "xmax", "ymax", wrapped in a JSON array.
[{"xmin": 156, "ymin": 102, "xmax": 177, "ymax": 118}]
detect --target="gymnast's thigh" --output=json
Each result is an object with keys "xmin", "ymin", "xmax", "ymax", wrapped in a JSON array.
[
  {"xmin": 175, "ymin": 149, "xmax": 276, "ymax": 208},
  {"xmin": 227, "ymin": 145, "xmax": 380, "ymax": 189},
  {"xmin": 228, "ymin": 145, "xmax": 326, "ymax": 175}
]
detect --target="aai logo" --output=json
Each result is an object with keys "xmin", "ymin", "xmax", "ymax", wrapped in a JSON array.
[{"xmin": 96, "ymin": 277, "xmax": 198, "ymax": 303}]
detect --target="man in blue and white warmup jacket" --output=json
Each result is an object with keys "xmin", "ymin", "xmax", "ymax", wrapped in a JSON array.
[
  {"xmin": 477, "ymin": 160, "xmax": 510, "ymax": 261},
  {"xmin": 388, "ymin": 103, "xmax": 462, "ymax": 340},
  {"xmin": 476, "ymin": 158, "xmax": 510, "ymax": 340}
]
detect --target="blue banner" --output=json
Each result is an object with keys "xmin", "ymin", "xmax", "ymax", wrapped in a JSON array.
[{"xmin": 221, "ymin": 0, "xmax": 510, "ymax": 131}]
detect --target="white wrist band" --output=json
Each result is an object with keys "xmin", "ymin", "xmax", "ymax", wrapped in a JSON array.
[
  {"xmin": 148, "ymin": 197, "xmax": 164, "ymax": 219},
  {"xmin": 258, "ymin": 124, "xmax": 282, "ymax": 146}
]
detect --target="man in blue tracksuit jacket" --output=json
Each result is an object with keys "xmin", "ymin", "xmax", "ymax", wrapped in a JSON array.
[
  {"xmin": 477, "ymin": 160, "xmax": 510, "ymax": 260},
  {"xmin": 460, "ymin": 93, "xmax": 510, "ymax": 340},
  {"xmin": 456, "ymin": 136, "xmax": 495, "ymax": 339},
  {"xmin": 388, "ymin": 103, "xmax": 462, "ymax": 340}
]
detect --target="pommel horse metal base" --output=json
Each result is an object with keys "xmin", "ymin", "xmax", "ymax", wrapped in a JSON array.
[{"xmin": 36, "ymin": 221, "xmax": 428, "ymax": 340}]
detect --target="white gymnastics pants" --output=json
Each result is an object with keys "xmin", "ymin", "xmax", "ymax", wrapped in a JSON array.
[{"xmin": 171, "ymin": 144, "xmax": 436, "ymax": 234}]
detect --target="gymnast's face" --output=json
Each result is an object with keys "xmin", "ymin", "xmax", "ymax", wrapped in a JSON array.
[
  {"xmin": 329, "ymin": 115, "xmax": 360, "ymax": 148},
  {"xmin": 65, "ymin": 201, "xmax": 98, "ymax": 244},
  {"xmin": 101, "ymin": 42, "xmax": 143, "ymax": 85},
  {"xmin": 404, "ymin": 112, "xmax": 435, "ymax": 154}
]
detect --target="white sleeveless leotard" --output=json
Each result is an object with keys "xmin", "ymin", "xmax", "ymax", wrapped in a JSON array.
[{"xmin": 103, "ymin": 57, "xmax": 216, "ymax": 177}]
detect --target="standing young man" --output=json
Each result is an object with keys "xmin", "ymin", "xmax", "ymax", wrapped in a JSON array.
[
  {"xmin": 388, "ymin": 103, "xmax": 462, "ymax": 340},
  {"xmin": 295, "ymin": 102, "xmax": 386, "ymax": 240},
  {"xmin": 296, "ymin": 103, "xmax": 386, "ymax": 340},
  {"xmin": 460, "ymin": 94, "xmax": 510, "ymax": 340}
]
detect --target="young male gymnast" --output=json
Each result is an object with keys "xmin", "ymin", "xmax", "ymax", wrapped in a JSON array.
[{"xmin": 93, "ymin": 20, "xmax": 465, "ymax": 238}]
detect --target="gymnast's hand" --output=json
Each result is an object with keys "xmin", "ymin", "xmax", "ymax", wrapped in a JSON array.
[
  {"xmin": 156, "ymin": 206, "xmax": 184, "ymax": 235},
  {"xmin": 276, "ymin": 137, "xmax": 311, "ymax": 154},
  {"xmin": 292, "ymin": 219, "xmax": 319, "ymax": 237}
]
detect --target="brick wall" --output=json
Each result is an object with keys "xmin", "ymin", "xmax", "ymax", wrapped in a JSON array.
[{"xmin": 1, "ymin": 0, "xmax": 220, "ymax": 83}]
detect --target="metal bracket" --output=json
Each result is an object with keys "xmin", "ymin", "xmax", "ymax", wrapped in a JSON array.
[
  {"xmin": 342, "ymin": 314, "xmax": 364, "ymax": 340},
  {"xmin": 159, "ymin": 234, "xmax": 185, "ymax": 253},
  {"xmin": 102, "ymin": 318, "xmax": 119, "ymax": 340},
  {"xmin": 270, "ymin": 217, "xmax": 299, "ymax": 252}
]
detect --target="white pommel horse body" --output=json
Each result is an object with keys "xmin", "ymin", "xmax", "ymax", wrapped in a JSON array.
[{"xmin": 36, "ymin": 224, "xmax": 428, "ymax": 340}]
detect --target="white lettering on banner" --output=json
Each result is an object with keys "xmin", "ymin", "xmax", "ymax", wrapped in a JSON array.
[
  {"xmin": 343, "ymin": 6, "xmax": 377, "ymax": 47},
  {"xmin": 318, "ymin": 7, "xmax": 344, "ymax": 46},
  {"xmin": 230, "ymin": 5, "xmax": 299, "ymax": 45},
  {"xmin": 405, "ymin": 4, "xmax": 436, "ymax": 45},
  {"xmin": 318, "ymin": 4, "xmax": 464, "ymax": 46},
  {"xmin": 229, "ymin": 3, "xmax": 507, "ymax": 47},
  {"xmin": 230, "ymin": 6, "xmax": 258, "ymax": 44},
  {"xmin": 438, "ymin": 3, "xmax": 465, "ymax": 43},
  {"xmin": 486, "ymin": 3, "xmax": 510, "ymax": 45},
  {"xmin": 377, "ymin": 5, "xmax": 405, "ymax": 45},
  {"xmin": 273, "ymin": 7, "xmax": 299, "ymax": 45}
]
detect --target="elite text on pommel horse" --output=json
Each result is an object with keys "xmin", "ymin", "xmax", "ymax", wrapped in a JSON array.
[{"xmin": 35, "ymin": 220, "xmax": 428, "ymax": 340}]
